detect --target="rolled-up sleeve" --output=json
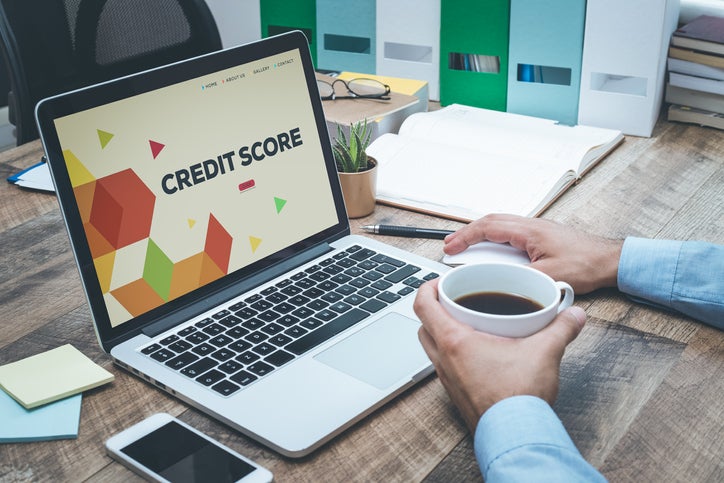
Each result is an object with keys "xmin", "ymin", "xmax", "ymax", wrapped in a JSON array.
[{"xmin": 618, "ymin": 237, "xmax": 724, "ymax": 330}]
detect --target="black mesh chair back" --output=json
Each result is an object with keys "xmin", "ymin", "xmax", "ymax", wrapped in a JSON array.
[
  {"xmin": 75, "ymin": 0, "xmax": 222, "ymax": 84},
  {"xmin": 0, "ymin": 0, "xmax": 222, "ymax": 146},
  {"xmin": 0, "ymin": 0, "xmax": 83, "ymax": 145}
]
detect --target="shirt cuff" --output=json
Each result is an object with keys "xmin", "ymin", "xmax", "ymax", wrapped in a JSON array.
[
  {"xmin": 474, "ymin": 395, "xmax": 579, "ymax": 474},
  {"xmin": 618, "ymin": 237, "xmax": 682, "ymax": 307}
]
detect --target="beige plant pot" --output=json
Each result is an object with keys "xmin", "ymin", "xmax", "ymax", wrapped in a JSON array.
[{"xmin": 338, "ymin": 157, "xmax": 377, "ymax": 219}]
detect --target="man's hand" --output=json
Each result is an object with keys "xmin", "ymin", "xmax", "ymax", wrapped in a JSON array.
[
  {"xmin": 444, "ymin": 214, "xmax": 623, "ymax": 294},
  {"xmin": 414, "ymin": 278, "xmax": 587, "ymax": 432}
]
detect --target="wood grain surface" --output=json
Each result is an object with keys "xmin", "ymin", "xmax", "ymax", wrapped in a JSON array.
[{"xmin": 0, "ymin": 114, "xmax": 722, "ymax": 482}]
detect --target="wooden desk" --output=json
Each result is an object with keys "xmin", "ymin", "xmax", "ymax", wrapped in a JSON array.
[{"xmin": 1, "ymin": 118, "xmax": 722, "ymax": 482}]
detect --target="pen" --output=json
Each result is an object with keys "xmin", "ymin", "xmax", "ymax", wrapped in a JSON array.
[{"xmin": 362, "ymin": 224, "xmax": 454, "ymax": 240}]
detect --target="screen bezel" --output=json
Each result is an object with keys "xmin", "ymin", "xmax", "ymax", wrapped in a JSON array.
[{"xmin": 35, "ymin": 31, "xmax": 350, "ymax": 351}]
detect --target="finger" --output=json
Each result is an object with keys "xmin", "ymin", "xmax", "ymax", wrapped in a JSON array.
[
  {"xmin": 534, "ymin": 306, "xmax": 587, "ymax": 356},
  {"xmin": 413, "ymin": 279, "xmax": 474, "ymax": 341},
  {"xmin": 417, "ymin": 326, "xmax": 439, "ymax": 364},
  {"xmin": 444, "ymin": 214, "xmax": 534, "ymax": 255}
]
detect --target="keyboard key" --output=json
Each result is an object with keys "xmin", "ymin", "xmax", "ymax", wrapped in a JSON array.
[
  {"xmin": 360, "ymin": 299, "xmax": 387, "ymax": 313},
  {"xmin": 252, "ymin": 342, "xmax": 276, "ymax": 356},
  {"xmin": 250, "ymin": 300, "xmax": 273, "ymax": 311},
  {"xmin": 228, "ymin": 340, "xmax": 252, "ymax": 353},
  {"xmin": 273, "ymin": 302, "xmax": 295, "ymax": 314},
  {"xmin": 229, "ymin": 301, "xmax": 246, "ymax": 311},
  {"xmin": 330, "ymin": 274, "xmax": 352, "ymax": 284},
  {"xmin": 302, "ymin": 287, "xmax": 324, "ymax": 299},
  {"xmin": 307, "ymin": 299, "xmax": 329, "ymax": 311},
  {"xmin": 211, "ymin": 348, "xmax": 235, "ymax": 361},
  {"xmin": 277, "ymin": 314, "xmax": 300, "ymax": 327},
  {"xmin": 245, "ymin": 293, "xmax": 262, "ymax": 304},
  {"xmin": 225, "ymin": 326, "xmax": 250, "ymax": 339},
  {"xmin": 211, "ymin": 380, "xmax": 240, "ymax": 396},
  {"xmin": 202, "ymin": 323, "xmax": 224, "ymax": 336},
  {"xmin": 385, "ymin": 264, "xmax": 421, "ymax": 283},
  {"xmin": 212, "ymin": 309, "xmax": 231, "ymax": 320},
  {"xmin": 160, "ymin": 334, "xmax": 179, "ymax": 345},
  {"xmin": 343, "ymin": 294, "xmax": 366, "ymax": 305},
  {"xmin": 265, "ymin": 350, "xmax": 294, "ymax": 367},
  {"xmin": 242, "ymin": 318, "xmax": 265, "ymax": 330},
  {"xmin": 288, "ymin": 294, "xmax": 311, "ymax": 306},
  {"xmin": 358, "ymin": 287, "xmax": 380, "ymax": 298},
  {"xmin": 150, "ymin": 348, "xmax": 174, "ymax": 362},
  {"xmin": 186, "ymin": 331, "xmax": 210, "ymax": 344},
  {"xmin": 219, "ymin": 360, "xmax": 243, "ymax": 374},
  {"xmin": 378, "ymin": 291, "xmax": 402, "ymax": 303},
  {"xmin": 261, "ymin": 323, "xmax": 284, "ymax": 335},
  {"xmin": 165, "ymin": 351, "xmax": 199, "ymax": 370},
  {"xmin": 371, "ymin": 280, "xmax": 393, "ymax": 291},
  {"xmin": 330, "ymin": 302, "xmax": 353, "ymax": 313},
  {"xmin": 178, "ymin": 326, "xmax": 196, "ymax": 337},
  {"xmin": 195, "ymin": 317, "xmax": 215, "ymax": 328},
  {"xmin": 245, "ymin": 331, "xmax": 268, "ymax": 344},
  {"xmin": 362, "ymin": 271, "xmax": 383, "ymax": 281},
  {"xmin": 209, "ymin": 334, "xmax": 233, "ymax": 347},
  {"xmin": 321, "ymin": 291, "xmax": 343, "ymax": 303},
  {"xmin": 181, "ymin": 357, "xmax": 216, "ymax": 378},
  {"xmin": 230, "ymin": 370, "xmax": 258, "ymax": 386},
  {"xmin": 142, "ymin": 343, "xmax": 162, "ymax": 355},
  {"xmin": 168, "ymin": 340, "xmax": 192, "ymax": 353},
  {"xmin": 284, "ymin": 326, "xmax": 308, "ymax": 338},
  {"xmin": 191, "ymin": 343, "xmax": 215, "ymax": 356},
  {"xmin": 398, "ymin": 286, "xmax": 415, "ymax": 296},
  {"xmin": 219, "ymin": 315, "xmax": 242, "ymax": 328},
  {"xmin": 300, "ymin": 318, "xmax": 324, "ymax": 330},
  {"xmin": 266, "ymin": 292, "xmax": 287, "ymax": 304},
  {"xmin": 423, "ymin": 272, "xmax": 440, "ymax": 280},
  {"xmin": 247, "ymin": 361, "xmax": 274, "ymax": 377},
  {"xmin": 236, "ymin": 351, "xmax": 260, "ymax": 364},
  {"xmin": 291, "ymin": 307, "xmax": 315, "ymax": 319},
  {"xmin": 286, "ymin": 308, "xmax": 368, "ymax": 356},
  {"xmin": 235, "ymin": 307, "xmax": 258, "ymax": 319},
  {"xmin": 196, "ymin": 369, "xmax": 225, "ymax": 386},
  {"xmin": 349, "ymin": 248, "xmax": 376, "ymax": 261},
  {"xmin": 349, "ymin": 278, "xmax": 370, "ymax": 288},
  {"xmin": 261, "ymin": 286, "xmax": 278, "ymax": 296},
  {"xmin": 269, "ymin": 334, "xmax": 293, "ymax": 346},
  {"xmin": 335, "ymin": 284, "xmax": 356, "ymax": 295},
  {"xmin": 257, "ymin": 310, "xmax": 281, "ymax": 322},
  {"xmin": 371, "ymin": 254, "xmax": 405, "ymax": 267},
  {"xmin": 281, "ymin": 285, "xmax": 303, "ymax": 296}
]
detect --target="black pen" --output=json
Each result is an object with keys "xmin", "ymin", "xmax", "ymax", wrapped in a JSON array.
[{"xmin": 362, "ymin": 224, "xmax": 454, "ymax": 240}]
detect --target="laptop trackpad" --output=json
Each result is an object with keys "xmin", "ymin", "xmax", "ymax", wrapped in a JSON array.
[{"xmin": 314, "ymin": 312, "xmax": 429, "ymax": 390}]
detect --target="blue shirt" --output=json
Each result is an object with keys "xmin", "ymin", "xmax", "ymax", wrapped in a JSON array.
[
  {"xmin": 474, "ymin": 238, "xmax": 724, "ymax": 481},
  {"xmin": 618, "ymin": 237, "xmax": 724, "ymax": 330}
]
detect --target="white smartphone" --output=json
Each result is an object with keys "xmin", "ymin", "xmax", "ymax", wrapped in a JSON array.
[{"xmin": 105, "ymin": 413, "xmax": 273, "ymax": 483}]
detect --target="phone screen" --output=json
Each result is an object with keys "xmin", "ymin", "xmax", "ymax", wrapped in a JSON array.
[{"xmin": 120, "ymin": 421, "xmax": 255, "ymax": 482}]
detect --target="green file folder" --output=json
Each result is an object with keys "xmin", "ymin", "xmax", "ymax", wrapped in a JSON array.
[
  {"xmin": 439, "ymin": 0, "xmax": 510, "ymax": 110},
  {"xmin": 260, "ymin": 0, "xmax": 317, "ymax": 66}
]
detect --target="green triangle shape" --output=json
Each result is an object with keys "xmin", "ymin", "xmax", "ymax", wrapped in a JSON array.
[
  {"xmin": 97, "ymin": 129, "xmax": 114, "ymax": 149},
  {"xmin": 274, "ymin": 197, "xmax": 287, "ymax": 214}
]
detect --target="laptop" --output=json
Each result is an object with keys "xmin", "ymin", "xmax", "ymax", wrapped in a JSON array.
[{"xmin": 35, "ymin": 31, "xmax": 449, "ymax": 457}]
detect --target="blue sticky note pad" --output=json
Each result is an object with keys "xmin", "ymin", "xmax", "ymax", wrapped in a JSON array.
[{"xmin": 0, "ymin": 389, "xmax": 82, "ymax": 443}]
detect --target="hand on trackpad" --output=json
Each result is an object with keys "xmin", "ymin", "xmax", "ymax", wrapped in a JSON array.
[{"xmin": 314, "ymin": 313, "xmax": 429, "ymax": 390}]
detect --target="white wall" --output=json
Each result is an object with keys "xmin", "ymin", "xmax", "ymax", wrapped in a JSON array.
[{"xmin": 680, "ymin": 0, "xmax": 724, "ymax": 23}]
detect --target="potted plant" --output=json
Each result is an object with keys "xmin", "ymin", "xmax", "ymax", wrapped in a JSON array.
[{"xmin": 332, "ymin": 119, "xmax": 378, "ymax": 218}]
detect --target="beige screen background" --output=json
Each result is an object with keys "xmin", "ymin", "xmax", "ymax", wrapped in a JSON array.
[{"xmin": 54, "ymin": 48, "xmax": 339, "ymax": 327}]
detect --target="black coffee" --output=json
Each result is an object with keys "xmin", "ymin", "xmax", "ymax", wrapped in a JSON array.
[{"xmin": 455, "ymin": 291, "xmax": 544, "ymax": 316}]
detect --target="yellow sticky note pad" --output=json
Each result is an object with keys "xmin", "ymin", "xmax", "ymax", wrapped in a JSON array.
[{"xmin": 0, "ymin": 344, "xmax": 114, "ymax": 409}]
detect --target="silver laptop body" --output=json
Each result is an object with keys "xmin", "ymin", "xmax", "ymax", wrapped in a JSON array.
[{"xmin": 36, "ymin": 31, "xmax": 448, "ymax": 457}]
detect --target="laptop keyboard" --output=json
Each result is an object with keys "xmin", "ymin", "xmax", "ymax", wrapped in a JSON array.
[{"xmin": 139, "ymin": 244, "xmax": 440, "ymax": 397}]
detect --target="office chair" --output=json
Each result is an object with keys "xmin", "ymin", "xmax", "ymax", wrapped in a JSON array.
[
  {"xmin": 0, "ymin": 0, "xmax": 82, "ymax": 145},
  {"xmin": 0, "ymin": 0, "xmax": 222, "ymax": 146},
  {"xmin": 75, "ymin": 0, "xmax": 222, "ymax": 84}
]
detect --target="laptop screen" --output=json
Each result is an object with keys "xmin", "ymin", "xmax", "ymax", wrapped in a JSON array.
[{"xmin": 38, "ymin": 33, "xmax": 347, "ymax": 343}]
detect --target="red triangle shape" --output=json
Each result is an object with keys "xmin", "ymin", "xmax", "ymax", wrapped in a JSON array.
[{"xmin": 149, "ymin": 140, "xmax": 165, "ymax": 159}]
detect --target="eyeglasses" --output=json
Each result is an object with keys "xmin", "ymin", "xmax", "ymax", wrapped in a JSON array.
[{"xmin": 317, "ymin": 78, "xmax": 391, "ymax": 101}]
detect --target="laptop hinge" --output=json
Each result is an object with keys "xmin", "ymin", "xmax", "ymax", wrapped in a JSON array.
[{"xmin": 141, "ymin": 242, "xmax": 334, "ymax": 338}]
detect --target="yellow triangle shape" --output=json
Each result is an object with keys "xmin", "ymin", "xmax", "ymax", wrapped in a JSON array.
[
  {"xmin": 188, "ymin": 219, "xmax": 196, "ymax": 229},
  {"xmin": 97, "ymin": 129, "xmax": 114, "ymax": 149},
  {"xmin": 249, "ymin": 236, "xmax": 262, "ymax": 253},
  {"xmin": 63, "ymin": 149, "xmax": 95, "ymax": 187}
]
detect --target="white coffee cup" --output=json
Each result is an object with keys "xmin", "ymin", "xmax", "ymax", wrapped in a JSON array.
[{"xmin": 438, "ymin": 262, "xmax": 574, "ymax": 337}]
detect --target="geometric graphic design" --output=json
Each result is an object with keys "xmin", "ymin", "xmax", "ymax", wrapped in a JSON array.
[
  {"xmin": 168, "ymin": 252, "xmax": 224, "ymax": 300},
  {"xmin": 188, "ymin": 219, "xmax": 196, "ymax": 229},
  {"xmin": 64, "ymin": 150, "xmax": 95, "ymax": 187},
  {"xmin": 274, "ymin": 196, "xmax": 287, "ymax": 214},
  {"xmin": 143, "ymin": 239, "xmax": 174, "ymax": 301},
  {"xmin": 111, "ymin": 278, "xmax": 165, "ymax": 318},
  {"xmin": 89, "ymin": 169, "xmax": 156, "ymax": 251},
  {"xmin": 94, "ymin": 250, "xmax": 116, "ymax": 293},
  {"xmin": 97, "ymin": 129, "xmax": 114, "ymax": 149},
  {"xmin": 74, "ymin": 180, "xmax": 97, "ymax": 223},
  {"xmin": 249, "ymin": 236, "xmax": 262, "ymax": 253},
  {"xmin": 204, "ymin": 214, "xmax": 233, "ymax": 274},
  {"xmin": 149, "ymin": 140, "xmax": 165, "ymax": 159}
]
